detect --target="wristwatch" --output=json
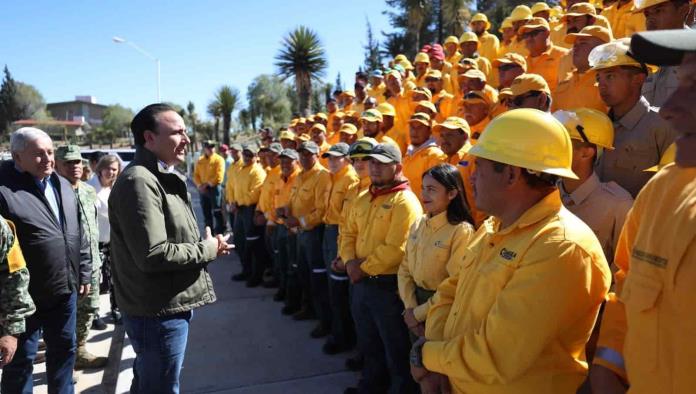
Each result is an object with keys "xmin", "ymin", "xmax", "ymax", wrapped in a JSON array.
[{"xmin": 410, "ymin": 337, "xmax": 426, "ymax": 368}]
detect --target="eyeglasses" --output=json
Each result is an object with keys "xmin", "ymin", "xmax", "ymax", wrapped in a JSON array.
[{"xmin": 511, "ymin": 91, "xmax": 542, "ymax": 107}]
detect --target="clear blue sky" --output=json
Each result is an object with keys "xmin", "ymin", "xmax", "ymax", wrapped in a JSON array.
[{"xmin": 2, "ymin": 0, "xmax": 394, "ymax": 120}]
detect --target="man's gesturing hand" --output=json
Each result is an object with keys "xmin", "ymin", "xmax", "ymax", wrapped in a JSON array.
[{"xmin": 204, "ymin": 226, "xmax": 234, "ymax": 257}]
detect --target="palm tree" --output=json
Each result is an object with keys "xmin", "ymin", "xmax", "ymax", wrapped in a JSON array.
[
  {"xmin": 186, "ymin": 101, "xmax": 198, "ymax": 150},
  {"xmin": 209, "ymin": 86, "xmax": 239, "ymax": 145},
  {"xmin": 274, "ymin": 26, "xmax": 327, "ymax": 116},
  {"xmin": 207, "ymin": 101, "xmax": 221, "ymax": 143}
]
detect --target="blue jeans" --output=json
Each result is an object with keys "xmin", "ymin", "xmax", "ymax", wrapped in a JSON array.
[
  {"xmin": 1, "ymin": 292, "xmax": 77, "ymax": 394},
  {"xmin": 123, "ymin": 311, "xmax": 192, "ymax": 394},
  {"xmin": 200, "ymin": 185, "xmax": 224, "ymax": 234}
]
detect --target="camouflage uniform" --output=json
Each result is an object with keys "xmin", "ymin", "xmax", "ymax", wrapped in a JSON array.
[
  {"xmin": 0, "ymin": 216, "xmax": 36, "ymax": 338},
  {"xmin": 75, "ymin": 182, "xmax": 102, "ymax": 345}
]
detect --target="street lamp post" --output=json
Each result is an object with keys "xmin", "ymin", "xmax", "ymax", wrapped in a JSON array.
[{"xmin": 112, "ymin": 36, "xmax": 161, "ymax": 102}]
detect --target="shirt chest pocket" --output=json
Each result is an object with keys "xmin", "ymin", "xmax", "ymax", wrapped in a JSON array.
[
  {"xmin": 470, "ymin": 260, "xmax": 515, "ymax": 317},
  {"xmin": 615, "ymin": 142, "xmax": 658, "ymax": 171},
  {"xmin": 298, "ymin": 186, "xmax": 314, "ymax": 203},
  {"xmin": 621, "ymin": 270, "xmax": 663, "ymax": 372}
]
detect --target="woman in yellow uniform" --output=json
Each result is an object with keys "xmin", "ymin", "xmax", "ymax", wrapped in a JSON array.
[{"xmin": 398, "ymin": 163, "xmax": 475, "ymax": 339}]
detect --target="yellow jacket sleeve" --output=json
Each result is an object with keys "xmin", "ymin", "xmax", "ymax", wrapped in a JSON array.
[
  {"xmin": 246, "ymin": 166, "xmax": 266, "ymax": 205},
  {"xmin": 300, "ymin": 171, "xmax": 331, "ymax": 230},
  {"xmin": 193, "ymin": 159, "xmax": 203, "ymax": 186},
  {"xmin": 412, "ymin": 225, "xmax": 473, "ymax": 322},
  {"xmin": 225, "ymin": 164, "xmax": 235, "ymax": 204},
  {"xmin": 422, "ymin": 243, "xmax": 605, "ymax": 384},
  {"xmin": 593, "ymin": 207, "xmax": 636, "ymax": 379},
  {"xmin": 360, "ymin": 194, "xmax": 422, "ymax": 276},
  {"xmin": 425, "ymin": 269, "xmax": 459, "ymax": 341},
  {"xmin": 211, "ymin": 156, "xmax": 224, "ymax": 186},
  {"xmin": 339, "ymin": 197, "xmax": 360, "ymax": 262},
  {"xmin": 397, "ymin": 220, "xmax": 420, "ymax": 312}
]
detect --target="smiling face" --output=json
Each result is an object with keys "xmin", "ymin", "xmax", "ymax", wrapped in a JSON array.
[
  {"xmin": 99, "ymin": 161, "xmax": 120, "ymax": 185},
  {"xmin": 421, "ymin": 173, "xmax": 456, "ymax": 216},
  {"xmin": 143, "ymin": 110, "xmax": 189, "ymax": 166},
  {"xmin": 13, "ymin": 135, "xmax": 54, "ymax": 179}
]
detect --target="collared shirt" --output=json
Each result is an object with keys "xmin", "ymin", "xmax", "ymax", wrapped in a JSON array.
[
  {"xmin": 642, "ymin": 65, "xmax": 679, "ymax": 108},
  {"xmin": 227, "ymin": 162, "xmax": 266, "ymax": 206},
  {"xmin": 272, "ymin": 167, "xmax": 300, "ymax": 224},
  {"xmin": 553, "ymin": 70, "xmax": 608, "ymax": 113},
  {"xmin": 317, "ymin": 140, "xmax": 332, "ymax": 169},
  {"xmin": 398, "ymin": 212, "xmax": 474, "ymax": 322},
  {"xmin": 595, "ymin": 164, "xmax": 696, "ymax": 392},
  {"xmin": 38, "ymin": 176, "xmax": 61, "ymax": 224},
  {"xmin": 258, "ymin": 165, "xmax": 281, "ymax": 216},
  {"xmin": 324, "ymin": 165, "xmax": 360, "ymax": 225},
  {"xmin": 289, "ymin": 161, "xmax": 332, "ymax": 230},
  {"xmin": 403, "ymin": 138, "xmax": 448, "ymax": 201},
  {"xmin": 526, "ymin": 44, "xmax": 570, "ymax": 93},
  {"xmin": 193, "ymin": 153, "xmax": 225, "ymax": 187},
  {"xmin": 478, "ymin": 32, "xmax": 500, "ymax": 65},
  {"xmin": 224, "ymin": 160, "xmax": 244, "ymax": 204},
  {"xmin": 387, "ymin": 89, "xmax": 413, "ymax": 148},
  {"xmin": 596, "ymin": 96, "xmax": 677, "ymax": 197},
  {"xmin": 560, "ymin": 173, "xmax": 633, "ymax": 263},
  {"xmin": 431, "ymin": 90, "xmax": 456, "ymax": 124},
  {"xmin": 367, "ymin": 82, "xmax": 387, "ymax": 104},
  {"xmin": 601, "ymin": 1, "xmax": 645, "ymax": 39},
  {"xmin": 340, "ymin": 184, "xmax": 422, "ymax": 276},
  {"xmin": 422, "ymin": 191, "xmax": 611, "ymax": 394}
]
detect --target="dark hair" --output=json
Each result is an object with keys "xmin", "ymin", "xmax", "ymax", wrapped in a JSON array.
[
  {"xmin": 491, "ymin": 161, "xmax": 558, "ymax": 189},
  {"xmin": 422, "ymin": 163, "xmax": 473, "ymax": 225},
  {"xmin": 130, "ymin": 103, "xmax": 176, "ymax": 146},
  {"xmin": 89, "ymin": 150, "xmax": 106, "ymax": 163}
]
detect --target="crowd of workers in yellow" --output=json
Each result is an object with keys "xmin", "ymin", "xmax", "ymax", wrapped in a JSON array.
[{"xmin": 192, "ymin": 0, "xmax": 696, "ymax": 392}]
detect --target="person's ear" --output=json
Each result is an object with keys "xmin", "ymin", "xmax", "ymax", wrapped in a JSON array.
[
  {"xmin": 143, "ymin": 130, "xmax": 156, "ymax": 144},
  {"xmin": 447, "ymin": 188, "xmax": 458, "ymax": 202},
  {"xmin": 507, "ymin": 165, "xmax": 523, "ymax": 188}
]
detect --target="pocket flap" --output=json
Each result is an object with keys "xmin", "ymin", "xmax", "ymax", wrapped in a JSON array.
[{"xmin": 622, "ymin": 273, "xmax": 663, "ymax": 312}]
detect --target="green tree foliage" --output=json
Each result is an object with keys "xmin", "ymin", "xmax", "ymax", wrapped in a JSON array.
[
  {"xmin": 15, "ymin": 82, "xmax": 48, "ymax": 120},
  {"xmin": 0, "ymin": 66, "xmax": 20, "ymax": 136},
  {"xmin": 209, "ymin": 85, "xmax": 239, "ymax": 145},
  {"xmin": 246, "ymin": 74, "xmax": 293, "ymax": 131},
  {"xmin": 364, "ymin": 18, "xmax": 384, "ymax": 73},
  {"xmin": 275, "ymin": 26, "xmax": 328, "ymax": 116}
]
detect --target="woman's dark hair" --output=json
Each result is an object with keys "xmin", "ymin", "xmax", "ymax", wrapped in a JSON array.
[
  {"xmin": 130, "ymin": 103, "xmax": 176, "ymax": 146},
  {"xmin": 422, "ymin": 163, "xmax": 473, "ymax": 225}
]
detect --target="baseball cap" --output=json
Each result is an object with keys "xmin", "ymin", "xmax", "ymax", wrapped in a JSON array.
[
  {"xmin": 56, "ymin": 145, "xmax": 82, "ymax": 161},
  {"xmin": 415, "ymin": 100, "xmax": 437, "ymax": 114},
  {"xmin": 339, "ymin": 123, "xmax": 358, "ymax": 135},
  {"xmin": 519, "ymin": 17, "xmax": 550, "ymax": 35},
  {"xmin": 298, "ymin": 141, "xmax": 320, "ymax": 155},
  {"xmin": 280, "ymin": 130, "xmax": 296, "ymax": 140},
  {"xmin": 433, "ymin": 116, "xmax": 471, "ymax": 136},
  {"xmin": 376, "ymin": 103, "xmax": 396, "ymax": 117},
  {"xmin": 493, "ymin": 53, "xmax": 528, "ymax": 71},
  {"xmin": 565, "ymin": 25, "xmax": 613, "ymax": 45},
  {"xmin": 425, "ymin": 69, "xmax": 443, "ymax": 79},
  {"xmin": 268, "ymin": 142, "xmax": 283, "ymax": 154},
  {"xmin": 504, "ymin": 73, "xmax": 551, "ymax": 97},
  {"xmin": 242, "ymin": 143, "xmax": 259, "ymax": 155},
  {"xmin": 630, "ymin": 28, "xmax": 696, "ymax": 66},
  {"xmin": 279, "ymin": 149, "xmax": 299, "ymax": 161},
  {"xmin": 409, "ymin": 112, "xmax": 432, "ymax": 126},
  {"xmin": 361, "ymin": 109, "xmax": 384, "ymax": 122},
  {"xmin": 462, "ymin": 90, "xmax": 493, "ymax": 107},
  {"xmin": 203, "ymin": 140, "xmax": 216, "ymax": 148},
  {"xmin": 368, "ymin": 143, "xmax": 402, "ymax": 164},
  {"xmin": 219, "ymin": 144, "xmax": 229, "ymax": 152},
  {"xmin": 461, "ymin": 68, "xmax": 488, "ymax": 82},
  {"xmin": 230, "ymin": 143, "xmax": 243, "ymax": 152},
  {"xmin": 349, "ymin": 137, "xmax": 378, "ymax": 159},
  {"xmin": 322, "ymin": 143, "xmax": 351, "ymax": 158}
]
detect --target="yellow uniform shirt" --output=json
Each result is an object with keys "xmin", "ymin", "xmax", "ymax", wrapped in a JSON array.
[
  {"xmin": 387, "ymin": 90, "xmax": 413, "ymax": 139},
  {"xmin": 553, "ymin": 70, "xmax": 609, "ymax": 113},
  {"xmin": 224, "ymin": 161, "xmax": 244, "ymax": 204},
  {"xmin": 367, "ymin": 82, "xmax": 387, "ymax": 103},
  {"xmin": 340, "ymin": 183, "xmax": 423, "ymax": 276},
  {"xmin": 327, "ymin": 132, "xmax": 341, "ymax": 146},
  {"xmin": 273, "ymin": 167, "xmax": 301, "ymax": 224},
  {"xmin": 642, "ymin": 65, "xmax": 679, "ymax": 108},
  {"xmin": 560, "ymin": 172, "xmax": 633, "ymax": 263},
  {"xmin": 398, "ymin": 212, "xmax": 474, "ymax": 322},
  {"xmin": 423, "ymin": 191, "xmax": 611, "ymax": 394},
  {"xmin": 594, "ymin": 164, "xmax": 696, "ymax": 392},
  {"xmin": 550, "ymin": 24, "xmax": 569, "ymax": 49},
  {"xmin": 258, "ymin": 165, "xmax": 281, "ymax": 216},
  {"xmin": 508, "ymin": 37, "xmax": 530, "ymax": 57},
  {"xmin": 478, "ymin": 32, "xmax": 500, "ymax": 64},
  {"xmin": 193, "ymin": 153, "xmax": 225, "ymax": 187},
  {"xmin": 383, "ymin": 127, "xmax": 410, "ymax": 156},
  {"xmin": 289, "ymin": 162, "xmax": 332, "ymax": 230},
  {"xmin": 228, "ymin": 162, "xmax": 266, "ymax": 206},
  {"xmin": 323, "ymin": 165, "xmax": 360, "ymax": 225},
  {"xmin": 526, "ymin": 45, "xmax": 570, "ymax": 93},
  {"xmin": 448, "ymin": 146, "xmax": 488, "ymax": 228},
  {"xmin": 318, "ymin": 140, "xmax": 331, "ymax": 169},
  {"xmin": 601, "ymin": 1, "xmax": 646, "ymax": 39},
  {"xmin": 432, "ymin": 90, "xmax": 456, "ymax": 124},
  {"xmin": 337, "ymin": 175, "xmax": 371, "ymax": 250},
  {"xmin": 402, "ymin": 140, "xmax": 448, "ymax": 201}
]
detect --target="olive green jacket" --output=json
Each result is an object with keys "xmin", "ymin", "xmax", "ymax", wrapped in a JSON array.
[{"xmin": 109, "ymin": 147, "xmax": 217, "ymax": 317}]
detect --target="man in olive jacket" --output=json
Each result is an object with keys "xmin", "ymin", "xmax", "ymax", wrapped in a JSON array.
[{"xmin": 109, "ymin": 104, "xmax": 232, "ymax": 394}]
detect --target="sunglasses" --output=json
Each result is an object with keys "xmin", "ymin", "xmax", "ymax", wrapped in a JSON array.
[
  {"xmin": 498, "ymin": 64, "xmax": 521, "ymax": 72},
  {"xmin": 512, "ymin": 91, "xmax": 542, "ymax": 107},
  {"xmin": 522, "ymin": 29, "xmax": 546, "ymax": 40}
]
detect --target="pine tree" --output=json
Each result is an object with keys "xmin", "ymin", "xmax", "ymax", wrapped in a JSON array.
[
  {"xmin": 335, "ymin": 73, "xmax": 344, "ymax": 92},
  {"xmin": 363, "ymin": 18, "xmax": 383, "ymax": 73},
  {"xmin": 0, "ymin": 65, "xmax": 20, "ymax": 135}
]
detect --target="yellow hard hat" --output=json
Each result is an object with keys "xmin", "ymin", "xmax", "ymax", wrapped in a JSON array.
[
  {"xmin": 398, "ymin": 59, "xmax": 414, "ymax": 70},
  {"xmin": 644, "ymin": 143, "xmax": 676, "ymax": 172},
  {"xmin": 414, "ymin": 52, "xmax": 430, "ymax": 64},
  {"xmin": 510, "ymin": 5, "xmax": 533, "ymax": 22},
  {"xmin": 471, "ymin": 13, "xmax": 491, "ymax": 30},
  {"xmin": 468, "ymin": 108, "xmax": 578, "ymax": 179},
  {"xmin": 444, "ymin": 35, "xmax": 459, "ymax": 45},
  {"xmin": 376, "ymin": 102, "xmax": 396, "ymax": 117},
  {"xmin": 589, "ymin": 39, "xmax": 656, "ymax": 72},
  {"xmin": 553, "ymin": 108, "xmax": 615, "ymax": 149},
  {"xmin": 459, "ymin": 31, "xmax": 479, "ymax": 43},
  {"xmin": 499, "ymin": 17, "xmax": 513, "ymax": 33},
  {"xmin": 633, "ymin": 0, "xmax": 670, "ymax": 12},
  {"xmin": 531, "ymin": 2, "xmax": 552, "ymax": 15}
]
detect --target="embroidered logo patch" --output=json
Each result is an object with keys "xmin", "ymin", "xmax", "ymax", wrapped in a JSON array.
[
  {"xmin": 499, "ymin": 248, "xmax": 517, "ymax": 261},
  {"xmin": 632, "ymin": 248, "xmax": 667, "ymax": 268}
]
